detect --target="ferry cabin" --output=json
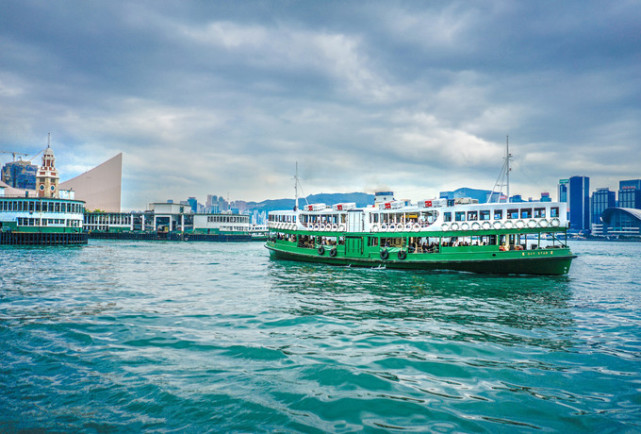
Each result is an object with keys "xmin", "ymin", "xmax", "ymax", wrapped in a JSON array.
[
  {"xmin": 0, "ymin": 197, "xmax": 84, "ymax": 231},
  {"xmin": 266, "ymin": 199, "xmax": 574, "ymax": 275},
  {"xmin": 0, "ymin": 196, "xmax": 86, "ymax": 245}
]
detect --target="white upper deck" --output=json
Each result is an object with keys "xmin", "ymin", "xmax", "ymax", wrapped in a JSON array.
[{"xmin": 268, "ymin": 196, "xmax": 568, "ymax": 233}]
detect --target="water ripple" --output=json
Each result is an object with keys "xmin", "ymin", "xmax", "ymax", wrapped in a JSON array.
[{"xmin": 1, "ymin": 240, "xmax": 640, "ymax": 431}]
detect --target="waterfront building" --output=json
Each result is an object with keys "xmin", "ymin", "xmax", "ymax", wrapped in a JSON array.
[
  {"xmin": 564, "ymin": 176, "xmax": 590, "ymax": 232},
  {"xmin": 36, "ymin": 145, "xmax": 59, "ymax": 198},
  {"xmin": 540, "ymin": 192, "xmax": 552, "ymax": 202},
  {"xmin": 591, "ymin": 188, "xmax": 616, "ymax": 235},
  {"xmin": 601, "ymin": 208, "xmax": 641, "ymax": 238},
  {"xmin": 187, "ymin": 197, "xmax": 198, "ymax": 213},
  {"xmin": 84, "ymin": 202, "xmax": 251, "ymax": 241},
  {"xmin": 1, "ymin": 160, "xmax": 38, "ymax": 190},
  {"xmin": 59, "ymin": 153, "xmax": 122, "ymax": 212},
  {"xmin": 558, "ymin": 179, "xmax": 568, "ymax": 203},
  {"xmin": 618, "ymin": 179, "xmax": 641, "ymax": 209}
]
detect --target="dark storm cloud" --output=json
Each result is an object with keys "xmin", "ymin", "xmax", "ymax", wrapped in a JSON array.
[{"xmin": 1, "ymin": 0, "xmax": 639, "ymax": 208}]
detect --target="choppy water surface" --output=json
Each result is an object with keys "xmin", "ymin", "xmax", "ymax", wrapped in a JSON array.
[{"xmin": 1, "ymin": 240, "xmax": 640, "ymax": 432}]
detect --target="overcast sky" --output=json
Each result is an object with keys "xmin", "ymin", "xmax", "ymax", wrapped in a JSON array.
[{"xmin": 1, "ymin": 1, "xmax": 639, "ymax": 210}]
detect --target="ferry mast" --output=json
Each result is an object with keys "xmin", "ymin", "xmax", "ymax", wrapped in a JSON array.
[{"xmin": 490, "ymin": 136, "xmax": 512, "ymax": 203}]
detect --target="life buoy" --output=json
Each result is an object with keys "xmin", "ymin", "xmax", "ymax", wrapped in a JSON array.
[
  {"xmin": 317, "ymin": 246, "xmax": 325, "ymax": 255},
  {"xmin": 405, "ymin": 223, "xmax": 412, "ymax": 230},
  {"xmin": 442, "ymin": 223, "xmax": 449, "ymax": 231},
  {"xmin": 527, "ymin": 219, "xmax": 537, "ymax": 228},
  {"xmin": 539, "ymin": 219, "xmax": 549, "ymax": 228},
  {"xmin": 493, "ymin": 221, "xmax": 503, "ymax": 230},
  {"xmin": 516, "ymin": 220, "xmax": 525, "ymax": 229},
  {"xmin": 413, "ymin": 223, "xmax": 420, "ymax": 231},
  {"xmin": 381, "ymin": 224, "xmax": 387, "ymax": 230},
  {"xmin": 339, "ymin": 224, "xmax": 346, "ymax": 231},
  {"xmin": 451, "ymin": 223, "xmax": 459, "ymax": 231},
  {"xmin": 332, "ymin": 224, "xmax": 338, "ymax": 230},
  {"xmin": 329, "ymin": 248, "xmax": 337, "ymax": 257},
  {"xmin": 398, "ymin": 250, "xmax": 407, "ymax": 260},
  {"xmin": 482, "ymin": 222, "xmax": 491, "ymax": 230},
  {"xmin": 504, "ymin": 221, "xmax": 514, "ymax": 229},
  {"xmin": 371, "ymin": 224, "xmax": 379, "ymax": 232},
  {"xmin": 551, "ymin": 218, "xmax": 560, "ymax": 227},
  {"xmin": 461, "ymin": 223, "xmax": 470, "ymax": 230},
  {"xmin": 320, "ymin": 224, "xmax": 326, "ymax": 230},
  {"xmin": 380, "ymin": 249, "xmax": 389, "ymax": 260}
]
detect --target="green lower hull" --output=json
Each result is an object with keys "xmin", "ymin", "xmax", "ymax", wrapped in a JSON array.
[{"xmin": 266, "ymin": 244, "xmax": 575, "ymax": 275}]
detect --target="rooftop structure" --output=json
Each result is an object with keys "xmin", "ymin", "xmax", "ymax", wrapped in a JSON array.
[{"xmin": 59, "ymin": 153, "xmax": 122, "ymax": 212}]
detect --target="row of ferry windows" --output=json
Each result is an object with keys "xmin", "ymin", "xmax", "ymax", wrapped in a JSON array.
[
  {"xmin": 443, "ymin": 207, "xmax": 560, "ymax": 223},
  {"xmin": 206, "ymin": 216, "xmax": 249, "ymax": 223},
  {"xmin": 0, "ymin": 200, "xmax": 83, "ymax": 214},
  {"xmin": 269, "ymin": 215, "xmax": 297, "ymax": 223},
  {"xmin": 17, "ymin": 217, "xmax": 81, "ymax": 227}
]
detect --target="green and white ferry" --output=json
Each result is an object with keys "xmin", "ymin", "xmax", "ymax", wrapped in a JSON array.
[
  {"xmin": 0, "ymin": 195, "xmax": 87, "ymax": 245},
  {"xmin": 265, "ymin": 191, "xmax": 576, "ymax": 275}
]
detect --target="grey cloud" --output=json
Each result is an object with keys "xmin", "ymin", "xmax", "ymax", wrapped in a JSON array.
[{"xmin": 1, "ymin": 0, "xmax": 639, "ymax": 209}]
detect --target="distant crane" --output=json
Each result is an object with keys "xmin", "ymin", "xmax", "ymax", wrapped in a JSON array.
[{"xmin": 0, "ymin": 150, "xmax": 30, "ymax": 162}]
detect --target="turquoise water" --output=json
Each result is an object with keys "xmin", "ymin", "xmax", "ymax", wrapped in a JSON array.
[{"xmin": 1, "ymin": 240, "xmax": 640, "ymax": 432}]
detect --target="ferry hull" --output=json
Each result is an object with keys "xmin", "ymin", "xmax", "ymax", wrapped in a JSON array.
[
  {"xmin": 266, "ymin": 245, "xmax": 575, "ymax": 276},
  {"xmin": 0, "ymin": 231, "xmax": 88, "ymax": 246}
]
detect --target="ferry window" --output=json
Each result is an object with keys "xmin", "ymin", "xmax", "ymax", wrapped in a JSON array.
[
  {"xmin": 368, "ymin": 237, "xmax": 379, "ymax": 247},
  {"xmin": 455, "ymin": 212, "xmax": 465, "ymax": 222},
  {"xmin": 480, "ymin": 210, "xmax": 490, "ymax": 221},
  {"xmin": 534, "ymin": 208, "xmax": 546, "ymax": 218},
  {"xmin": 520, "ymin": 208, "xmax": 532, "ymax": 218},
  {"xmin": 444, "ymin": 212, "xmax": 452, "ymax": 222},
  {"xmin": 494, "ymin": 210, "xmax": 503, "ymax": 220},
  {"xmin": 467, "ymin": 211, "xmax": 478, "ymax": 221},
  {"xmin": 507, "ymin": 209, "xmax": 518, "ymax": 219},
  {"xmin": 551, "ymin": 207, "xmax": 559, "ymax": 218}
]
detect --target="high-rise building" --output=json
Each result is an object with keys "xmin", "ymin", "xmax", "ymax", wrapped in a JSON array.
[
  {"xmin": 566, "ymin": 176, "xmax": 590, "ymax": 232},
  {"xmin": 618, "ymin": 179, "xmax": 641, "ymax": 209},
  {"xmin": 1, "ymin": 160, "xmax": 38, "ymax": 189},
  {"xmin": 558, "ymin": 179, "xmax": 569, "ymax": 203},
  {"xmin": 187, "ymin": 197, "xmax": 198, "ymax": 213},
  {"xmin": 591, "ymin": 188, "xmax": 616, "ymax": 235}
]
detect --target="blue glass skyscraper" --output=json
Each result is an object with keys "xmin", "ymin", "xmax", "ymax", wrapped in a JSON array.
[
  {"xmin": 568, "ymin": 176, "xmax": 590, "ymax": 232},
  {"xmin": 618, "ymin": 180, "xmax": 641, "ymax": 209},
  {"xmin": 591, "ymin": 188, "xmax": 616, "ymax": 234}
]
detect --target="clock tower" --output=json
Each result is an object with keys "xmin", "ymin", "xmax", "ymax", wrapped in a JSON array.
[{"xmin": 37, "ymin": 134, "xmax": 59, "ymax": 198}]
